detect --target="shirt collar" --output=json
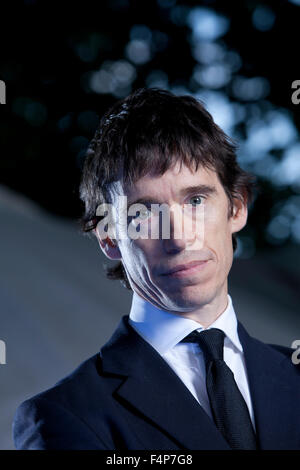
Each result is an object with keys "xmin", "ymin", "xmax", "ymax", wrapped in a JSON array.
[{"xmin": 128, "ymin": 292, "xmax": 243, "ymax": 355}]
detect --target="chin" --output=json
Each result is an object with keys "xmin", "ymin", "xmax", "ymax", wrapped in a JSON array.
[{"xmin": 166, "ymin": 287, "xmax": 212, "ymax": 310}]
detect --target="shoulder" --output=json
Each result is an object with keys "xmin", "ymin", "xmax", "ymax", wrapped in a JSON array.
[
  {"xmin": 26, "ymin": 352, "xmax": 104, "ymax": 403},
  {"xmin": 256, "ymin": 338, "xmax": 300, "ymax": 376},
  {"xmin": 268, "ymin": 343, "xmax": 300, "ymax": 369},
  {"xmin": 238, "ymin": 321, "xmax": 300, "ymax": 376},
  {"xmin": 268, "ymin": 343, "xmax": 293, "ymax": 357},
  {"xmin": 13, "ymin": 352, "xmax": 113, "ymax": 449}
]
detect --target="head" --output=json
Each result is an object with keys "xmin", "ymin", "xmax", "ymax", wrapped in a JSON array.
[{"xmin": 79, "ymin": 88, "xmax": 256, "ymax": 319}]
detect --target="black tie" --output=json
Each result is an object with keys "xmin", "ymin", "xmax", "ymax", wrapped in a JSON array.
[{"xmin": 181, "ymin": 328, "xmax": 257, "ymax": 450}]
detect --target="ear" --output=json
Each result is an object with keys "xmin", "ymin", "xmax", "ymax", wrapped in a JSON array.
[
  {"xmin": 230, "ymin": 194, "xmax": 248, "ymax": 235},
  {"xmin": 93, "ymin": 227, "xmax": 122, "ymax": 261}
]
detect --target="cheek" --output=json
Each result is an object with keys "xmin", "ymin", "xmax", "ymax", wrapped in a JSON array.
[
  {"xmin": 118, "ymin": 239, "xmax": 152, "ymax": 278},
  {"xmin": 118, "ymin": 240, "xmax": 139, "ymax": 271},
  {"xmin": 203, "ymin": 209, "xmax": 233, "ymax": 261}
]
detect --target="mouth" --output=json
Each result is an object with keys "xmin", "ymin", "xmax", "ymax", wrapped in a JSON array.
[{"xmin": 161, "ymin": 260, "xmax": 210, "ymax": 278}]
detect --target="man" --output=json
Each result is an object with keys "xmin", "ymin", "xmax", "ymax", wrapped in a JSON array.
[{"xmin": 13, "ymin": 88, "xmax": 300, "ymax": 450}]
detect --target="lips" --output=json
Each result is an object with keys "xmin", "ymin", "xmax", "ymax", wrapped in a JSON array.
[{"xmin": 161, "ymin": 260, "xmax": 209, "ymax": 276}]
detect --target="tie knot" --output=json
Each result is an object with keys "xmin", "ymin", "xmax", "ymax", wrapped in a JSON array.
[{"xmin": 181, "ymin": 328, "xmax": 225, "ymax": 361}]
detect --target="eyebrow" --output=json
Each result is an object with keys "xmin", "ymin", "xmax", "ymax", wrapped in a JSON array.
[{"xmin": 127, "ymin": 184, "xmax": 217, "ymax": 206}]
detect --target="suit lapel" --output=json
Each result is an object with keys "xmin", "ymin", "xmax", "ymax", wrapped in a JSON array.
[
  {"xmin": 101, "ymin": 316, "xmax": 231, "ymax": 450},
  {"xmin": 238, "ymin": 322, "xmax": 300, "ymax": 450}
]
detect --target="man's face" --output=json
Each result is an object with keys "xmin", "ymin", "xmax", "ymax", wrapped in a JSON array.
[{"xmin": 96, "ymin": 162, "xmax": 247, "ymax": 319}]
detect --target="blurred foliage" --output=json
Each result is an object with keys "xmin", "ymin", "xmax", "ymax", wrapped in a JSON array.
[{"xmin": 0, "ymin": 0, "xmax": 299, "ymax": 257}]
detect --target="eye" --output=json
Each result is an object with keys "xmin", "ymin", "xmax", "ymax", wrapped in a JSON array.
[{"xmin": 188, "ymin": 195, "xmax": 205, "ymax": 207}]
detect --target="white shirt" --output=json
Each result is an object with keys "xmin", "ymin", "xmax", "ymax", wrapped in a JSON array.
[{"xmin": 128, "ymin": 292, "xmax": 255, "ymax": 428}]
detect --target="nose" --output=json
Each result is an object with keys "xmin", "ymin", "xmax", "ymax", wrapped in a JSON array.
[{"xmin": 162, "ymin": 204, "xmax": 196, "ymax": 254}]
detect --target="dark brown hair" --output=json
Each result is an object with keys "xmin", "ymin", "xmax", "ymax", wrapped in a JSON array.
[{"xmin": 79, "ymin": 88, "xmax": 257, "ymax": 290}]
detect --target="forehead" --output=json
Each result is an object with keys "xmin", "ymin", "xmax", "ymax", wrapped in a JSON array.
[{"xmin": 109, "ymin": 162, "xmax": 223, "ymax": 204}]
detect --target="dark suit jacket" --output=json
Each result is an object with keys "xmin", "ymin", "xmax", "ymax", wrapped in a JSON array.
[{"xmin": 13, "ymin": 315, "xmax": 300, "ymax": 450}]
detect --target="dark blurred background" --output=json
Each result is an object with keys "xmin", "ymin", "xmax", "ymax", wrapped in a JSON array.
[{"xmin": 0, "ymin": 0, "xmax": 299, "ymax": 449}]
